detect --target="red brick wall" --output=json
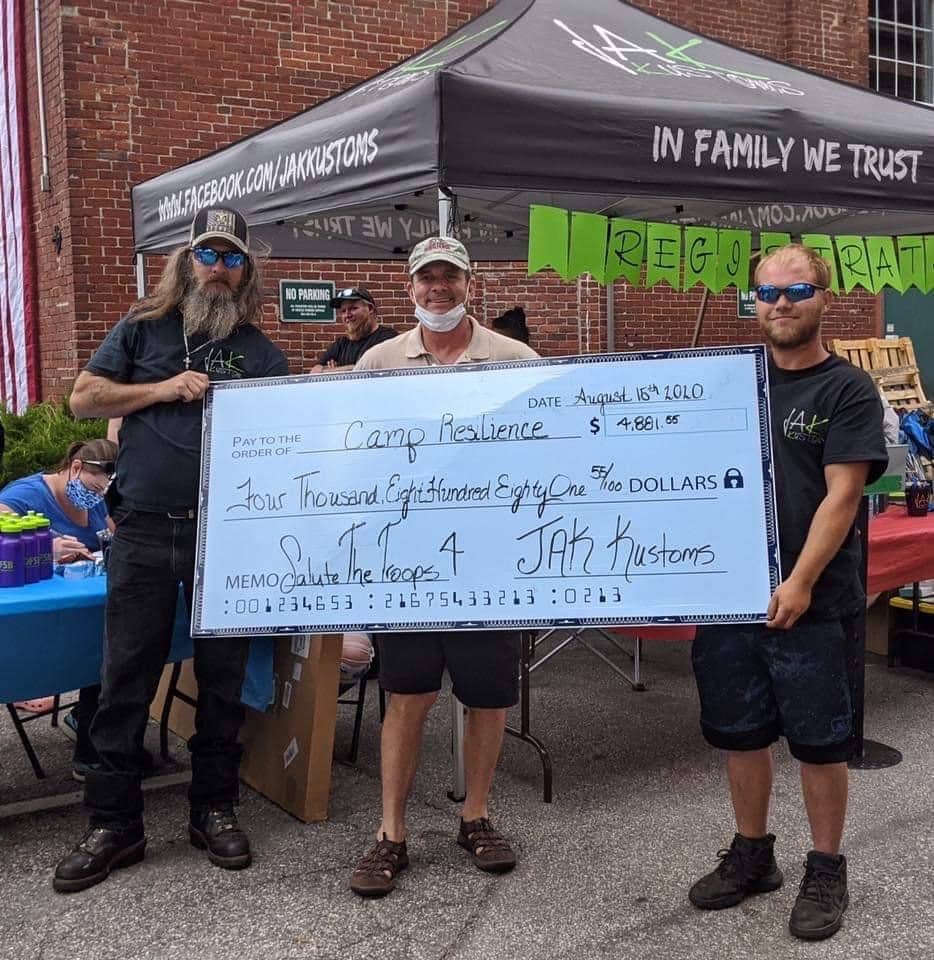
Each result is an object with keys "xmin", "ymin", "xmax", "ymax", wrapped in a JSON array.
[
  {"xmin": 23, "ymin": 0, "xmax": 874, "ymax": 397},
  {"xmin": 635, "ymin": 0, "xmax": 867, "ymax": 85},
  {"xmin": 22, "ymin": 0, "xmax": 76, "ymax": 398}
]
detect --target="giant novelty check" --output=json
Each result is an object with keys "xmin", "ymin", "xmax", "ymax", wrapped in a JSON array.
[{"xmin": 191, "ymin": 346, "xmax": 779, "ymax": 636}]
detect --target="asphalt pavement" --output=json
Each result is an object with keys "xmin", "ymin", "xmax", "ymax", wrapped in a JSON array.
[{"xmin": 1, "ymin": 634, "xmax": 932, "ymax": 960}]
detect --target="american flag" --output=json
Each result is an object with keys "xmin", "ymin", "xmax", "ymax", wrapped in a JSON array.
[{"xmin": 0, "ymin": 0, "xmax": 39, "ymax": 413}]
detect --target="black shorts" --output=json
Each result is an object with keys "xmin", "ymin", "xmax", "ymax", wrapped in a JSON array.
[
  {"xmin": 375, "ymin": 630, "xmax": 520, "ymax": 709},
  {"xmin": 692, "ymin": 619, "xmax": 854, "ymax": 764}
]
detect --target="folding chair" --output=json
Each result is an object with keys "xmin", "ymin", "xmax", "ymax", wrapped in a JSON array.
[
  {"xmin": 336, "ymin": 654, "xmax": 385, "ymax": 764},
  {"xmin": 5, "ymin": 695, "xmax": 76, "ymax": 779}
]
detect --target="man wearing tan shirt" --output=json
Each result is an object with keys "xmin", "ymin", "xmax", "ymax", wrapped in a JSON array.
[{"xmin": 350, "ymin": 237, "xmax": 537, "ymax": 898}]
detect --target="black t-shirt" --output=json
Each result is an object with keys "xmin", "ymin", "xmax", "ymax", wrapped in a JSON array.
[
  {"xmin": 86, "ymin": 310, "xmax": 288, "ymax": 511},
  {"xmin": 768, "ymin": 354, "xmax": 887, "ymax": 619},
  {"xmin": 319, "ymin": 325, "xmax": 397, "ymax": 367}
]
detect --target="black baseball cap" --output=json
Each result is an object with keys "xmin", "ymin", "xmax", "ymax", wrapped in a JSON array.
[
  {"xmin": 190, "ymin": 206, "xmax": 249, "ymax": 253},
  {"xmin": 330, "ymin": 287, "xmax": 376, "ymax": 308}
]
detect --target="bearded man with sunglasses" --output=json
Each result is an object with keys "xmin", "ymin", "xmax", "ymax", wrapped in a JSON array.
[
  {"xmin": 688, "ymin": 244, "xmax": 886, "ymax": 940},
  {"xmin": 54, "ymin": 207, "xmax": 288, "ymax": 893}
]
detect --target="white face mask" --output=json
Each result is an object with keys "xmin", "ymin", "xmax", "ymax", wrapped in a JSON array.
[{"xmin": 414, "ymin": 302, "xmax": 467, "ymax": 333}]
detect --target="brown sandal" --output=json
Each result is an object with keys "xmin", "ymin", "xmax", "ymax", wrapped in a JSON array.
[
  {"xmin": 350, "ymin": 835, "xmax": 409, "ymax": 897},
  {"xmin": 457, "ymin": 818, "xmax": 517, "ymax": 873}
]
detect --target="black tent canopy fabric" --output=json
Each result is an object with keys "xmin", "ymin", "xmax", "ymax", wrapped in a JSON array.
[{"xmin": 132, "ymin": 0, "xmax": 934, "ymax": 260}]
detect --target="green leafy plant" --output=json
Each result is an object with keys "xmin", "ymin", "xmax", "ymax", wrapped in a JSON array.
[{"xmin": 0, "ymin": 400, "xmax": 107, "ymax": 487}]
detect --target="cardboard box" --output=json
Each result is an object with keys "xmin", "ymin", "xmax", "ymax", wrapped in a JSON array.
[
  {"xmin": 889, "ymin": 597, "xmax": 934, "ymax": 672},
  {"xmin": 865, "ymin": 593, "xmax": 892, "ymax": 656},
  {"xmin": 151, "ymin": 633, "xmax": 342, "ymax": 822}
]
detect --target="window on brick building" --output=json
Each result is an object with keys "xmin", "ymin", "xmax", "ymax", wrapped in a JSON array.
[{"xmin": 870, "ymin": 0, "xmax": 933, "ymax": 104}]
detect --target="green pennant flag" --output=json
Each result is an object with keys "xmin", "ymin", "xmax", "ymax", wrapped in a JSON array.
[
  {"xmin": 527, "ymin": 205, "xmax": 570, "ymax": 279},
  {"xmin": 568, "ymin": 212, "xmax": 609, "ymax": 283},
  {"xmin": 682, "ymin": 227, "xmax": 719, "ymax": 291},
  {"xmin": 865, "ymin": 236, "xmax": 904, "ymax": 293},
  {"xmin": 759, "ymin": 232, "xmax": 791, "ymax": 256},
  {"xmin": 834, "ymin": 236, "xmax": 872, "ymax": 293},
  {"xmin": 605, "ymin": 218, "xmax": 646, "ymax": 285},
  {"xmin": 800, "ymin": 234, "xmax": 840, "ymax": 292},
  {"xmin": 645, "ymin": 223, "xmax": 682, "ymax": 289},
  {"xmin": 718, "ymin": 229, "xmax": 752, "ymax": 291},
  {"xmin": 925, "ymin": 235, "xmax": 934, "ymax": 294},
  {"xmin": 897, "ymin": 236, "xmax": 927, "ymax": 292}
]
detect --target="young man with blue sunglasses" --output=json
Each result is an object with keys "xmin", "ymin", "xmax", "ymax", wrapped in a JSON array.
[
  {"xmin": 55, "ymin": 206, "xmax": 288, "ymax": 893},
  {"xmin": 689, "ymin": 244, "xmax": 887, "ymax": 941}
]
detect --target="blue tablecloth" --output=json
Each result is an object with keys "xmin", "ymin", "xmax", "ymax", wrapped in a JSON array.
[{"xmin": 0, "ymin": 575, "xmax": 273, "ymax": 710}]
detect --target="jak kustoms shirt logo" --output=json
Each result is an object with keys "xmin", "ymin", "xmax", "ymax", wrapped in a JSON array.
[{"xmin": 783, "ymin": 406, "xmax": 829, "ymax": 445}]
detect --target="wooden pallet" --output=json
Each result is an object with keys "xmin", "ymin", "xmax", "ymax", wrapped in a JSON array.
[{"xmin": 830, "ymin": 337, "xmax": 931, "ymax": 410}]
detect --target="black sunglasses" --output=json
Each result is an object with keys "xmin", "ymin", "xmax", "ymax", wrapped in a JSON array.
[
  {"xmin": 82, "ymin": 459, "xmax": 116, "ymax": 477},
  {"xmin": 192, "ymin": 246, "xmax": 248, "ymax": 269},
  {"xmin": 754, "ymin": 283, "xmax": 825, "ymax": 304}
]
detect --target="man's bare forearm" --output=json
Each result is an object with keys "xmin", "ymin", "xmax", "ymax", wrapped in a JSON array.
[
  {"xmin": 786, "ymin": 464, "xmax": 870, "ymax": 589},
  {"xmin": 70, "ymin": 369, "xmax": 210, "ymax": 419},
  {"xmin": 70, "ymin": 372, "xmax": 165, "ymax": 420}
]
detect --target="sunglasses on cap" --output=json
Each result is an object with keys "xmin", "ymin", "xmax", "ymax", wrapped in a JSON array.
[
  {"xmin": 192, "ymin": 246, "xmax": 248, "ymax": 269},
  {"xmin": 82, "ymin": 459, "xmax": 116, "ymax": 477},
  {"xmin": 331, "ymin": 287, "xmax": 375, "ymax": 307},
  {"xmin": 754, "ymin": 283, "xmax": 825, "ymax": 304}
]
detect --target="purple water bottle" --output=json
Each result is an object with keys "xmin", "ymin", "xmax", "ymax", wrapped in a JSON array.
[
  {"xmin": 20, "ymin": 517, "xmax": 40, "ymax": 584},
  {"xmin": 0, "ymin": 519, "xmax": 25, "ymax": 587},
  {"xmin": 33, "ymin": 516, "xmax": 54, "ymax": 580}
]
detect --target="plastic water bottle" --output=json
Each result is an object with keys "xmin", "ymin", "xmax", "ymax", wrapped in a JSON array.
[
  {"xmin": 20, "ymin": 517, "xmax": 40, "ymax": 584},
  {"xmin": 32, "ymin": 516, "xmax": 54, "ymax": 580},
  {"xmin": 0, "ymin": 518, "xmax": 25, "ymax": 587}
]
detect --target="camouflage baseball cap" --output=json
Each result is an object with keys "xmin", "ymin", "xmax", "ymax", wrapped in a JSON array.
[
  {"xmin": 407, "ymin": 236, "xmax": 471, "ymax": 275},
  {"xmin": 190, "ymin": 206, "xmax": 249, "ymax": 253}
]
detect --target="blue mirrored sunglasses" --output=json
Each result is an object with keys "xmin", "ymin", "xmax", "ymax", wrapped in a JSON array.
[
  {"xmin": 755, "ymin": 282, "xmax": 824, "ymax": 304},
  {"xmin": 192, "ymin": 246, "xmax": 247, "ymax": 269}
]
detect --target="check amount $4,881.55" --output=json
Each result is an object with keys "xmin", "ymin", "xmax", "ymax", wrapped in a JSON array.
[
  {"xmin": 589, "ymin": 413, "xmax": 682, "ymax": 434},
  {"xmin": 589, "ymin": 408, "xmax": 747, "ymax": 436}
]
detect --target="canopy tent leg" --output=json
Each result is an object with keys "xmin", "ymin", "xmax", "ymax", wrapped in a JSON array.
[
  {"xmin": 691, "ymin": 287, "xmax": 710, "ymax": 348},
  {"xmin": 606, "ymin": 281, "xmax": 615, "ymax": 353},
  {"xmin": 135, "ymin": 254, "xmax": 147, "ymax": 298},
  {"xmin": 438, "ymin": 189, "xmax": 453, "ymax": 239}
]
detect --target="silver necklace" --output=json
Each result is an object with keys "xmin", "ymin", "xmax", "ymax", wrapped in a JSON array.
[{"xmin": 182, "ymin": 330, "xmax": 218, "ymax": 370}]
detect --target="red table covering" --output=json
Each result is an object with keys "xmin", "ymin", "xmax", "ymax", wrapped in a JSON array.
[
  {"xmin": 867, "ymin": 504, "xmax": 934, "ymax": 596},
  {"xmin": 608, "ymin": 505, "xmax": 934, "ymax": 642}
]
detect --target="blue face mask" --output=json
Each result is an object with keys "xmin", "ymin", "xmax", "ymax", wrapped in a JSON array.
[{"xmin": 66, "ymin": 477, "xmax": 104, "ymax": 510}]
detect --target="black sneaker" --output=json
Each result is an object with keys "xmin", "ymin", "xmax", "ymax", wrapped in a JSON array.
[
  {"xmin": 71, "ymin": 760, "xmax": 101, "ymax": 783},
  {"xmin": 689, "ymin": 833, "xmax": 784, "ymax": 909},
  {"xmin": 61, "ymin": 709, "xmax": 79, "ymax": 743},
  {"xmin": 52, "ymin": 823, "xmax": 146, "ymax": 893},
  {"xmin": 189, "ymin": 806, "xmax": 252, "ymax": 870},
  {"xmin": 789, "ymin": 851, "xmax": 849, "ymax": 940}
]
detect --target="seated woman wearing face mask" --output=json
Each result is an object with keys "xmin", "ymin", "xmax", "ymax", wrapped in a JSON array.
[{"xmin": 0, "ymin": 438, "xmax": 117, "ymax": 779}]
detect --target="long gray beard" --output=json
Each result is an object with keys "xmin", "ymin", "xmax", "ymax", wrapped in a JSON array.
[{"xmin": 182, "ymin": 285, "xmax": 241, "ymax": 340}]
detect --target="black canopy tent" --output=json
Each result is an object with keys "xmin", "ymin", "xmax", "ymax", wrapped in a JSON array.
[
  {"xmin": 131, "ymin": 0, "xmax": 934, "ymax": 273},
  {"xmin": 130, "ymin": 0, "xmax": 929, "ymax": 773}
]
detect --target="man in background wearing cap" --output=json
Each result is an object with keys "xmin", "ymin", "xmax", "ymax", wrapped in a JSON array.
[
  {"xmin": 350, "ymin": 237, "xmax": 537, "ymax": 898},
  {"xmin": 55, "ymin": 206, "xmax": 288, "ymax": 893},
  {"xmin": 311, "ymin": 287, "xmax": 397, "ymax": 373}
]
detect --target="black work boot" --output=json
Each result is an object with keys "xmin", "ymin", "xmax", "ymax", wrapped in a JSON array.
[
  {"xmin": 53, "ymin": 822, "xmax": 146, "ymax": 893},
  {"xmin": 189, "ymin": 805, "xmax": 252, "ymax": 869},
  {"xmin": 789, "ymin": 850, "xmax": 849, "ymax": 940},
  {"xmin": 689, "ymin": 833, "xmax": 784, "ymax": 909}
]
